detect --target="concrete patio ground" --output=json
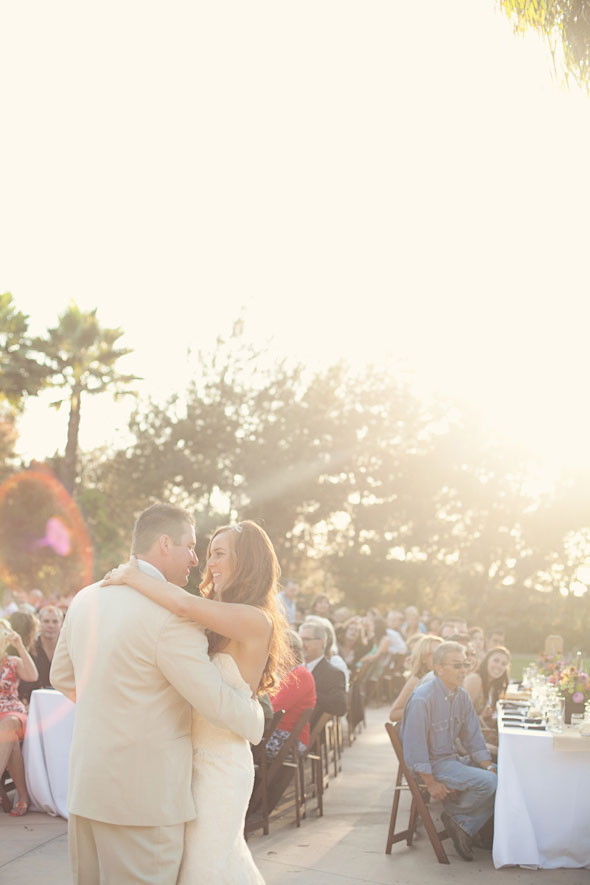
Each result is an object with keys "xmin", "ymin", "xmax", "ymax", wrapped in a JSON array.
[{"xmin": 1, "ymin": 704, "xmax": 588, "ymax": 884}]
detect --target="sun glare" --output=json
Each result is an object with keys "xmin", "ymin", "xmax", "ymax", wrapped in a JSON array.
[{"xmin": 2, "ymin": 1, "xmax": 589, "ymax": 485}]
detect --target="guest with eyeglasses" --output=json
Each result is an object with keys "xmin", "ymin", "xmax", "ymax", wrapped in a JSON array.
[
  {"xmin": 445, "ymin": 633, "xmax": 479, "ymax": 673},
  {"xmin": 401, "ymin": 641, "xmax": 497, "ymax": 862}
]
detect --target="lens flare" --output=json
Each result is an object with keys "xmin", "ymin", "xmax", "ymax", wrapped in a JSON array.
[
  {"xmin": 0, "ymin": 468, "xmax": 93, "ymax": 594},
  {"xmin": 33, "ymin": 516, "xmax": 73, "ymax": 557}
]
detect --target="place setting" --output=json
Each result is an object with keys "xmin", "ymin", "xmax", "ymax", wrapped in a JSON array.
[{"xmin": 498, "ymin": 663, "xmax": 590, "ymax": 743}]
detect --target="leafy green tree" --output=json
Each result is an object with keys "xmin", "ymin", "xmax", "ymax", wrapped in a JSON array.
[
  {"xmin": 74, "ymin": 324, "xmax": 590, "ymax": 647},
  {"xmin": 35, "ymin": 304, "xmax": 139, "ymax": 494},
  {"xmin": 0, "ymin": 292, "xmax": 49, "ymax": 408},
  {"xmin": 500, "ymin": 0, "xmax": 590, "ymax": 91}
]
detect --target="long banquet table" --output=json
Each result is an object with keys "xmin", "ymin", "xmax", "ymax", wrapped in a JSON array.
[
  {"xmin": 493, "ymin": 712, "xmax": 590, "ymax": 869},
  {"xmin": 22, "ymin": 688, "xmax": 75, "ymax": 819}
]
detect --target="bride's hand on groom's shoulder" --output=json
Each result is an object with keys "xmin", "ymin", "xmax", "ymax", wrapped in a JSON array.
[{"xmin": 100, "ymin": 555, "xmax": 139, "ymax": 587}]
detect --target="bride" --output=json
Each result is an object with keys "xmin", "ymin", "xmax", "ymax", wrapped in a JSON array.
[{"xmin": 103, "ymin": 520, "xmax": 290, "ymax": 884}]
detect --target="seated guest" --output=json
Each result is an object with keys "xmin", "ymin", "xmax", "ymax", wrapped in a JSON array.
[
  {"xmin": 266, "ymin": 632, "xmax": 317, "ymax": 758},
  {"xmin": 415, "ymin": 632, "xmax": 476, "ymax": 687},
  {"xmin": 277, "ymin": 579, "xmax": 299, "ymax": 626},
  {"xmin": 386, "ymin": 610, "xmax": 407, "ymax": 655},
  {"xmin": 404, "ymin": 631, "xmax": 425, "ymax": 659},
  {"xmin": 357, "ymin": 616, "xmax": 390, "ymax": 681},
  {"xmin": 299, "ymin": 622, "xmax": 347, "ymax": 727},
  {"xmin": 389, "ymin": 635, "xmax": 443, "ymax": 722},
  {"xmin": 464, "ymin": 647, "xmax": 510, "ymax": 753},
  {"xmin": 361, "ymin": 614, "xmax": 375, "ymax": 646},
  {"xmin": 332, "ymin": 606, "xmax": 352, "ymax": 627},
  {"xmin": 447, "ymin": 633, "xmax": 478, "ymax": 673},
  {"xmin": 401, "ymin": 605, "xmax": 427, "ymax": 639},
  {"xmin": 439, "ymin": 619, "xmax": 457, "ymax": 639},
  {"xmin": 0, "ymin": 619, "xmax": 39, "ymax": 816},
  {"xmin": 7, "ymin": 611, "xmax": 38, "ymax": 657},
  {"xmin": 337, "ymin": 617, "xmax": 369, "ymax": 668},
  {"xmin": 302, "ymin": 615, "xmax": 349, "ymax": 687},
  {"xmin": 426, "ymin": 613, "xmax": 441, "ymax": 635},
  {"xmin": 486, "ymin": 627, "xmax": 506, "ymax": 651},
  {"xmin": 308, "ymin": 594, "xmax": 332, "ymax": 620},
  {"xmin": 468, "ymin": 626, "xmax": 486, "ymax": 666},
  {"xmin": 19, "ymin": 605, "xmax": 64, "ymax": 703},
  {"xmin": 402, "ymin": 641, "xmax": 497, "ymax": 861}
]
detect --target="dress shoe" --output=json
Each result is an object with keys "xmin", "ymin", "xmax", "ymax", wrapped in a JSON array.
[
  {"xmin": 472, "ymin": 831, "xmax": 493, "ymax": 850},
  {"xmin": 441, "ymin": 811, "xmax": 473, "ymax": 861},
  {"xmin": 473, "ymin": 818, "xmax": 494, "ymax": 850}
]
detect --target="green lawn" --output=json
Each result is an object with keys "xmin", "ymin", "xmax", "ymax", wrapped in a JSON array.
[{"xmin": 509, "ymin": 654, "xmax": 536, "ymax": 683}]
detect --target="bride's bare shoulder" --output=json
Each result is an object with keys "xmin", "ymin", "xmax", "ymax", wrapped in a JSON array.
[{"xmin": 252, "ymin": 606, "xmax": 273, "ymax": 633}]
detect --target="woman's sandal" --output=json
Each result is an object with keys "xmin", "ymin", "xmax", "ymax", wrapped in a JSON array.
[{"xmin": 9, "ymin": 800, "xmax": 29, "ymax": 817}]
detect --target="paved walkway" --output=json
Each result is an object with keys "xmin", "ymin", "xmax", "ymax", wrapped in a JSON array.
[{"xmin": 1, "ymin": 705, "xmax": 588, "ymax": 883}]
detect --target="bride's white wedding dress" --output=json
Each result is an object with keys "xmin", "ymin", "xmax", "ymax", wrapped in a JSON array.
[{"xmin": 178, "ymin": 652, "xmax": 265, "ymax": 884}]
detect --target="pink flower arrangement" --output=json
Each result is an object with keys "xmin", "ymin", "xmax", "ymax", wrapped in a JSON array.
[
  {"xmin": 537, "ymin": 652, "xmax": 589, "ymax": 704},
  {"xmin": 547, "ymin": 665, "xmax": 589, "ymax": 704}
]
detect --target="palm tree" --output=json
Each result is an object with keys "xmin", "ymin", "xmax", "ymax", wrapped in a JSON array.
[{"xmin": 36, "ymin": 304, "xmax": 139, "ymax": 494}]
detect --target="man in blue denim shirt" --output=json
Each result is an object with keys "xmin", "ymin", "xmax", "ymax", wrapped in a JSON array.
[{"xmin": 402, "ymin": 641, "xmax": 497, "ymax": 861}]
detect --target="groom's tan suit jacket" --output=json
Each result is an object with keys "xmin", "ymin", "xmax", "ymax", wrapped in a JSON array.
[{"xmin": 51, "ymin": 561, "xmax": 264, "ymax": 827}]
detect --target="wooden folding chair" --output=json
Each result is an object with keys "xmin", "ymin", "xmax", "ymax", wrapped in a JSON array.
[
  {"xmin": 297, "ymin": 712, "xmax": 331, "ymax": 818},
  {"xmin": 248, "ymin": 709, "xmax": 284, "ymax": 836},
  {"xmin": 347, "ymin": 664, "xmax": 368, "ymax": 745},
  {"xmin": 384, "ymin": 721, "xmax": 450, "ymax": 864},
  {"xmin": 324, "ymin": 715, "xmax": 342, "ymax": 779},
  {"xmin": 378, "ymin": 654, "xmax": 406, "ymax": 704},
  {"xmin": 246, "ymin": 708, "xmax": 313, "ymax": 834}
]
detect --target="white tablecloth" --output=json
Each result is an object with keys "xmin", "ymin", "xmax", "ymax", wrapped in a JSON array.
[
  {"xmin": 23, "ymin": 689, "xmax": 74, "ymax": 819},
  {"xmin": 493, "ymin": 718, "xmax": 590, "ymax": 869}
]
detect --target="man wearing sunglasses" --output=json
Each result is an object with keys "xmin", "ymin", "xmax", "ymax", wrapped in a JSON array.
[{"xmin": 402, "ymin": 641, "xmax": 497, "ymax": 861}]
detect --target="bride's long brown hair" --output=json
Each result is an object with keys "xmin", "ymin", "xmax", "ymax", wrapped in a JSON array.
[{"xmin": 200, "ymin": 520, "xmax": 291, "ymax": 694}]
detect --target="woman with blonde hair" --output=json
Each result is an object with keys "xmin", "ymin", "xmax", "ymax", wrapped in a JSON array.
[
  {"xmin": 103, "ymin": 519, "xmax": 289, "ymax": 884},
  {"xmin": 388, "ymin": 634, "xmax": 443, "ymax": 722},
  {"xmin": 0, "ymin": 618, "xmax": 38, "ymax": 815}
]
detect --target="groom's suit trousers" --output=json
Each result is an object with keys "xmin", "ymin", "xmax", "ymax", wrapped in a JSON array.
[{"xmin": 69, "ymin": 814, "xmax": 184, "ymax": 885}]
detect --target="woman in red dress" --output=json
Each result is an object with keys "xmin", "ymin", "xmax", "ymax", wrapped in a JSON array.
[
  {"xmin": 266, "ymin": 631, "xmax": 317, "ymax": 758},
  {"xmin": 0, "ymin": 618, "xmax": 39, "ymax": 815}
]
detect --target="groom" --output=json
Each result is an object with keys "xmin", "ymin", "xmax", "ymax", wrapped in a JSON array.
[{"xmin": 51, "ymin": 503, "xmax": 264, "ymax": 885}]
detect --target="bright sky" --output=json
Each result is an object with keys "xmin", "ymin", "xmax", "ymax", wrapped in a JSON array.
[{"xmin": 2, "ymin": 1, "xmax": 589, "ymax": 474}]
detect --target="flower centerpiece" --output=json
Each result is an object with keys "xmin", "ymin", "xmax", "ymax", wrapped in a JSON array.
[
  {"xmin": 537, "ymin": 651, "xmax": 564, "ymax": 681},
  {"xmin": 546, "ymin": 659, "xmax": 589, "ymax": 723}
]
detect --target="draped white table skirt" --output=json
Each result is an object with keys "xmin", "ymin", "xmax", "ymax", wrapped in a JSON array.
[
  {"xmin": 23, "ymin": 689, "xmax": 74, "ymax": 819},
  {"xmin": 493, "ymin": 720, "xmax": 590, "ymax": 869}
]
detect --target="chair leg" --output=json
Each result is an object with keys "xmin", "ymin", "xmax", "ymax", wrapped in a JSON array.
[
  {"xmin": 411, "ymin": 787, "xmax": 449, "ymax": 864},
  {"xmin": 315, "ymin": 755, "xmax": 324, "ymax": 817},
  {"xmin": 385, "ymin": 769, "xmax": 404, "ymax": 854},
  {"xmin": 407, "ymin": 797, "xmax": 418, "ymax": 845},
  {"xmin": 297, "ymin": 757, "xmax": 306, "ymax": 820},
  {"xmin": 293, "ymin": 758, "xmax": 301, "ymax": 828},
  {"xmin": 260, "ymin": 761, "xmax": 270, "ymax": 836}
]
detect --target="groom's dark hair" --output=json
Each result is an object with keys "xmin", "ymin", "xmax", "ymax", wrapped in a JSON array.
[{"xmin": 131, "ymin": 502, "xmax": 194, "ymax": 554}]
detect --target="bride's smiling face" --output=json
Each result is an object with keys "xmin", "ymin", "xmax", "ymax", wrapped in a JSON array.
[{"xmin": 207, "ymin": 531, "xmax": 235, "ymax": 597}]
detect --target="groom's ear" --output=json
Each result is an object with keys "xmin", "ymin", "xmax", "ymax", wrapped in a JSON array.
[{"xmin": 158, "ymin": 534, "xmax": 171, "ymax": 555}]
